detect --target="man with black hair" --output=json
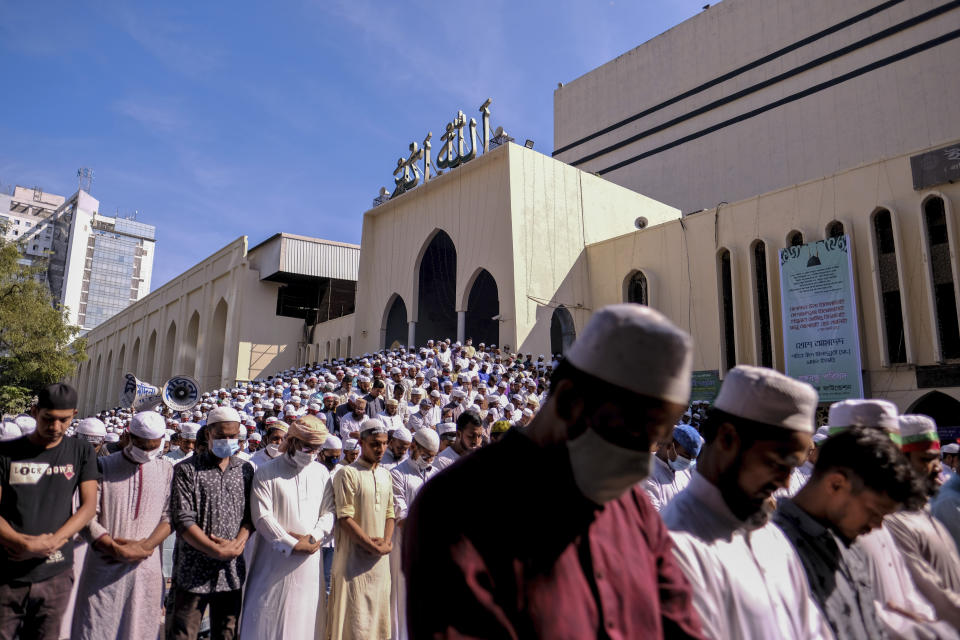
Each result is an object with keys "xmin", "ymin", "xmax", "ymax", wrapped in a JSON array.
[
  {"xmin": 662, "ymin": 364, "xmax": 831, "ymax": 639},
  {"xmin": 432, "ymin": 409, "xmax": 484, "ymax": 471},
  {"xmin": 405, "ymin": 305, "xmax": 704, "ymax": 639},
  {"xmin": 774, "ymin": 426, "xmax": 924, "ymax": 638},
  {"xmin": 0, "ymin": 383, "xmax": 99, "ymax": 640}
]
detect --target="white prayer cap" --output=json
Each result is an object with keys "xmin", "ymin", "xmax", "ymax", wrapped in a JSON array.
[
  {"xmin": 284, "ymin": 404, "xmax": 295, "ymax": 413},
  {"xmin": 323, "ymin": 435, "xmax": 343, "ymax": 450},
  {"xmin": 345, "ymin": 438, "xmax": 360, "ymax": 451},
  {"xmin": 238, "ymin": 426, "xmax": 247, "ymax": 439},
  {"xmin": 0, "ymin": 421, "xmax": 22, "ymax": 441},
  {"xmin": 452, "ymin": 389, "xmax": 466, "ymax": 399},
  {"xmin": 943, "ymin": 443, "xmax": 960, "ymax": 455},
  {"xmin": 430, "ymin": 390, "xmax": 441, "ymax": 398},
  {"xmin": 828, "ymin": 399, "xmax": 898, "ymax": 432},
  {"xmin": 413, "ymin": 428, "xmax": 440, "ymax": 452},
  {"xmin": 104, "ymin": 432, "xmax": 120, "ymax": 443},
  {"xmin": 385, "ymin": 398, "xmax": 399, "ymax": 406},
  {"xmin": 14, "ymin": 415, "xmax": 36, "ymax": 434},
  {"xmin": 77, "ymin": 417, "xmax": 106, "ymax": 437},
  {"xmin": 565, "ymin": 304, "xmax": 693, "ymax": 404},
  {"xmin": 899, "ymin": 414, "xmax": 940, "ymax": 452},
  {"xmin": 248, "ymin": 432, "xmax": 262, "ymax": 442},
  {"xmin": 129, "ymin": 411, "xmax": 166, "ymax": 439},
  {"xmin": 410, "ymin": 387, "xmax": 424, "ymax": 395},
  {"xmin": 812, "ymin": 426, "xmax": 830, "ymax": 445},
  {"xmin": 180, "ymin": 422, "xmax": 201, "ymax": 439},
  {"xmin": 391, "ymin": 427, "xmax": 412, "ymax": 443},
  {"xmin": 713, "ymin": 365, "xmax": 817, "ymax": 433},
  {"xmin": 207, "ymin": 406, "xmax": 241, "ymax": 425},
  {"xmin": 360, "ymin": 418, "xmax": 387, "ymax": 437},
  {"xmin": 438, "ymin": 423, "xmax": 457, "ymax": 437},
  {"xmin": 308, "ymin": 402, "xmax": 321, "ymax": 411}
]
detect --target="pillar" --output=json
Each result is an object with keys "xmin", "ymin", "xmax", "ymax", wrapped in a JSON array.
[
  {"xmin": 457, "ymin": 311, "xmax": 466, "ymax": 344},
  {"xmin": 408, "ymin": 321, "xmax": 416, "ymax": 348}
]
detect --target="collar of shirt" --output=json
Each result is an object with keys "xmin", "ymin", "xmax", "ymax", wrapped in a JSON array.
[
  {"xmin": 775, "ymin": 497, "xmax": 834, "ymax": 542},
  {"xmin": 353, "ymin": 457, "xmax": 376, "ymax": 470},
  {"xmin": 653, "ymin": 454, "xmax": 675, "ymax": 479}
]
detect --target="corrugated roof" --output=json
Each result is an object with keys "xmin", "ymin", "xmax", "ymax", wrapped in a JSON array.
[{"xmin": 249, "ymin": 233, "xmax": 360, "ymax": 281}]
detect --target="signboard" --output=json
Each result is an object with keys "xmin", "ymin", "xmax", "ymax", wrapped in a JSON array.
[
  {"xmin": 910, "ymin": 143, "xmax": 960, "ymax": 190},
  {"xmin": 779, "ymin": 235, "xmax": 863, "ymax": 403},
  {"xmin": 690, "ymin": 370, "xmax": 721, "ymax": 403}
]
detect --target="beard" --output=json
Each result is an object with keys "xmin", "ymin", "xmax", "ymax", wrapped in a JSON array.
[
  {"xmin": 716, "ymin": 452, "xmax": 776, "ymax": 529},
  {"xmin": 923, "ymin": 471, "xmax": 941, "ymax": 499}
]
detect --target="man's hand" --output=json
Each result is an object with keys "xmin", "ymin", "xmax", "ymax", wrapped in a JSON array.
[
  {"xmin": 112, "ymin": 538, "xmax": 151, "ymax": 563},
  {"xmin": 8, "ymin": 533, "xmax": 61, "ymax": 560},
  {"xmin": 208, "ymin": 534, "xmax": 245, "ymax": 560},
  {"xmin": 292, "ymin": 534, "xmax": 321, "ymax": 555}
]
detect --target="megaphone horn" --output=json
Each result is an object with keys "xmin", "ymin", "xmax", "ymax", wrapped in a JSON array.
[
  {"xmin": 120, "ymin": 373, "xmax": 163, "ymax": 412},
  {"xmin": 162, "ymin": 375, "xmax": 200, "ymax": 412}
]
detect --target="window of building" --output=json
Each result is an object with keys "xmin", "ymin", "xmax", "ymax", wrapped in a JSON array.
[
  {"xmin": 873, "ymin": 209, "xmax": 906, "ymax": 364},
  {"xmin": 718, "ymin": 248, "xmax": 736, "ymax": 371},
  {"xmin": 826, "ymin": 221, "xmax": 845, "ymax": 238},
  {"xmin": 752, "ymin": 241, "xmax": 773, "ymax": 367},
  {"xmin": 924, "ymin": 196, "xmax": 960, "ymax": 360},
  {"xmin": 787, "ymin": 230, "xmax": 804, "ymax": 247}
]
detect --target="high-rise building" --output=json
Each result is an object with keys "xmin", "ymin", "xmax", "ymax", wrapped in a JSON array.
[
  {"xmin": 46, "ymin": 189, "xmax": 155, "ymax": 332},
  {"xmin": 0, "ymin": 186, "xmax": 66, "ymax": 269}
]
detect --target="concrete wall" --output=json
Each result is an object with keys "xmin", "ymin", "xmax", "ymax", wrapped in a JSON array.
[
  {"xmin": 554, "ymin": 0, "xmax": 960, "ymax": 215},
  {"xmin": 584, "ymin": 140, "xmax": 960, "ymax": 411}
]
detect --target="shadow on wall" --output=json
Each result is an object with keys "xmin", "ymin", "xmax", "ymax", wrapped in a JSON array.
[{"xmin": 518, "ymin": 249, "xmax": 589, "ymax": 356}]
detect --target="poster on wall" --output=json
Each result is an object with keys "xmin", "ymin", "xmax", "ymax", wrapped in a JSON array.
[{"xmin": 778, "ymin": 235, "xmax": 863, "ymax": 403}]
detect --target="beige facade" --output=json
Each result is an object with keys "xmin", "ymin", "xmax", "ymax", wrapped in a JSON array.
[
  {"xmin": 71, "ymin": 235, "xmax": 359, "ymax": 415},
  {"xmin": 313, "ymin": 141, "xmax": 679, "ymax": 358}
]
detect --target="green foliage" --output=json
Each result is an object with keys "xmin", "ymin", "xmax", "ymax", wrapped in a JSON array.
[{"xmin": 0, "ymin": 234, "xmax": 86, "ymax": 414}]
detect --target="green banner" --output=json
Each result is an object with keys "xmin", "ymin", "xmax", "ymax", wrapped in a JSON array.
[{"xmin": 778, "ymin": 235, "xmax": 863, "ymax": 402}]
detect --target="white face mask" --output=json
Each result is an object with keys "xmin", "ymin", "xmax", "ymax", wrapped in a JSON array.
[
  {"xmin": 266, "ymin": 443, "xmax": 281, "ymax": 458},
  {"xmin": 292, "ymin": 450, "xmax": 315, "ymax": 468},
  {"xmin": 566, "ymin": 428, "xmax": 654, "ymax": 504},
  {"xmin": 413, "ymin": 454, "xmax": 434, "ymax": 471},
  {"xmin": 124, "ymin": 444, "xmax": 163, "ymax": 465}
]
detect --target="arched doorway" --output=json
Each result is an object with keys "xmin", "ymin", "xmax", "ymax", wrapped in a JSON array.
[
  {"xmin": 382, "ymin": 294, "xmax": 408, "ymax": 349},
  {"xmin": 184, "ymin": 311, "xmax": 200, "ymax": 377},
  {"xmin": 624, "ymin": 270, "xmax": 648, "ymax": 305},
  {"xmin": 143, "ymin": 331, "xmax": 157, "ymax": 380},
  {"xmin": 205, "ymin": 299, "xmax": 228, "ymax": 389},
  {"xmin": 161, "ymin": 321, "xmax": 177, "ymax": 380},
  {"xmin": 416, "ymin": 230, "xmax": 457, "ymax": 345},
  {"xmin": 550, "ymin": 306, "xmax": 576, "ymax": 356},
  {"xmin": 464, "ymin": 269, "xmax": 499, "ymax": 346},
  {"xmin": 907, "ymin": 391, "xmax": 960, "ymax": 432}
]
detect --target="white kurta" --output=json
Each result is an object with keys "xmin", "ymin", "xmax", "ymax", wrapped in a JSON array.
[
  {"xmin": 388, "ymin": 458, "xmax": 437, "ymax": 640},
  {"xmin": 661, "ymin": 472, "xmax": 831, "ymax": 639},
  {"xmin": 239, "ymin": 455, "xmax": 335, "ymax": 640},
  {"xmin": 248, "ymin": 446, "xmax": 281, "ymax": 470},
  {"xmin": 432, "ymin": 446, "xmax": 460, "ymax": 471},
  {"xmin": 328, "ymin": 459, "xmax": 395, "ymax": 640},
  {"xmin": 640, "ymin": 455, "xmax": 692, "ymax": 512},
  {"xmin": 857, "ymin": 523, "xmax": 959, "ymax": 637}
]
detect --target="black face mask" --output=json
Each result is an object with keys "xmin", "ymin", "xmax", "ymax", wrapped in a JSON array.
[{"xmin": 322, "ymin": 455, "xmax": 340, "ymax": 469}]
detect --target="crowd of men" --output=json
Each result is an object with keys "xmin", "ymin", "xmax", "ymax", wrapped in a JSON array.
[{"xmin": 1, "ymin": 304, "xmax": 960, "ymax": 639}]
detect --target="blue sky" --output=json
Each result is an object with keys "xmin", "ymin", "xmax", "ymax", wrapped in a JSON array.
[{"xmin": 0, "ymin": 0, "xmax": 707, "ymax": 289}]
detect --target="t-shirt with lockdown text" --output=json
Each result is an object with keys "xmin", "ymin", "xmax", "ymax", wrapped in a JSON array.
[{"xmin": 0, "ymin": 435, "xmax": 99, "ymax": 583}]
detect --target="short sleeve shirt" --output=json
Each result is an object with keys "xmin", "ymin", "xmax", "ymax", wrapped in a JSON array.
[{"xmin": 0, "ymin": 435, "xmax": 99, "ymax": 583}]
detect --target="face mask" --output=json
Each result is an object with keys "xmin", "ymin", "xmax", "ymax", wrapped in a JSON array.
[
  {"xmin": 124, "ymin": 444, "xmax": 163, "ymax": 465},
  {"xmin": 322, "ymin": 455, "xmax": 341, "ymax": 469},
  {"xmin": 168, "ymin": 445, "xmax": 181, "ymax": 453},
  {"xmin": 266, "ymin": 443, "xmax": 281, "ymax": 458},
  {"xmin": 413, "ymin": 455, "xmax": 433, "ymax": 471},
  {"xmin": 567, "ymin": 428, "xmax": 654, "ymax": 504},
  {"xmin": 211, "ymin": 438, "xmax": 240, "ymax": 459},
  {"xmin": 292, "ymin": 450, "xmax": 315, "ymax": 468},
  {"xmin": 669, "ymin": 456, "xmax": 696, "ymax": 472}
]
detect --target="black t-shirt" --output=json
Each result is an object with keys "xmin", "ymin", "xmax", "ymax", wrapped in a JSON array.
[{"xmin": 0, "ymin": 435, "xmax": 99, "ymax": 583}]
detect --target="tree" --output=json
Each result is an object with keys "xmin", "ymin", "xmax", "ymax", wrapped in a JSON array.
[{"xmin": 0, "ymin": 232, "xmax": 86, "ymax": 414}]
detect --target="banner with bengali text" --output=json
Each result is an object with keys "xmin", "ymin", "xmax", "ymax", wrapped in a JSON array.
[{"xmin": 778, "ymin": 235, "xmax": 863, "ymax": 403}]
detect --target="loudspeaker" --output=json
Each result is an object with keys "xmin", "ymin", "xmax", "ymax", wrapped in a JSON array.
[
  {"xmin": 162, "ymin": 375, "xmax": 200, "ymax": 412},
  {"xmin": 120, "ymin": 373, "xmax": 163, "ymax": 411}
]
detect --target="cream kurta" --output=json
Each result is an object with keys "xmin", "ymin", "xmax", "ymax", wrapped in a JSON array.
[
  {"xmin": 239, "ymin": 455, "xmax": 335, "ymax": 640},
  {"xmin": 328, "ymin": 458, "xmax": 395, "ymax": 640}
]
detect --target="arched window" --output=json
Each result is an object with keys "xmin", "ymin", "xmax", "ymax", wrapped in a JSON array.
[
  {"xmin": 624, "ymin": 271, "xmax": 649, "ymax": 305},
  {"xmin": 718, "ymin": 249, "xmax": 736, "ymax": 371},
  {"xmin": 826, "ymin": 220, "xmax": 845, "ymax": 238},
  {"xmin": 872, "ymin": 209, "xmax": 906, "ymax": 364},
  {"xmin": 787, "ymin": 230, "xmax": 804, "ymax": 247},
  {"xmin": 751, "ymin": 241, "xmax": 773, "ymax": 367},
  {"xmin": 924, "ymin": 196, "xmax": 960, "ymax": 359}
]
